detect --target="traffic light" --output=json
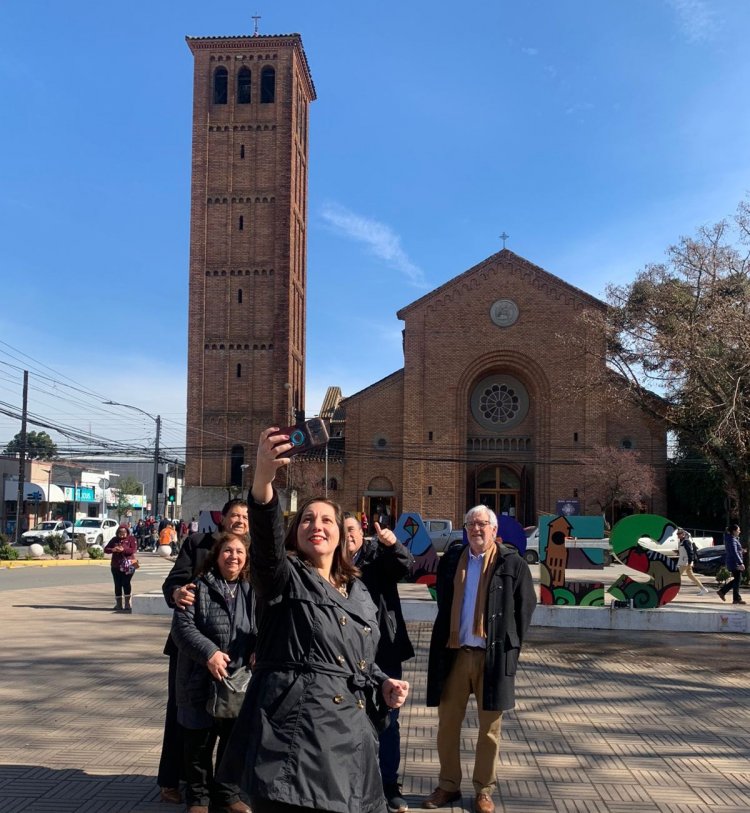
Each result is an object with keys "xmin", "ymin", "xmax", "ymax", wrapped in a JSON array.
[{"xmin": 167, "ymin": 487, "xmax": 176, "ymax": 503}]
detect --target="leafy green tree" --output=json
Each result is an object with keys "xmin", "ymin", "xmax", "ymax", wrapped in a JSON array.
[
  {"xmin": 578, "ymin": 198, "xmax": 750, "ymax": 560},
  {"xmin": 4, "ymin": 430, "xmax": 58, "ymax": 459},
  {"xmin": 117, "ymin": 476, "xmax": 144, "ymax": 496}
]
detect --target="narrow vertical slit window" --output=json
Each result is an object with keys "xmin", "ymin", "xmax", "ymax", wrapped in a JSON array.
[
  {"xmin": 240, "ymin": 144, "xmax": 245, "ymax": 159},
  {"xmin": 238, "ymin": 215, "xmax": 244, "ymax": 231},
  {"xmin": 236, "ymin": 363, "xmax": 242, "ymax": 378},
  {"xmin": 238, "ymin": 289, "xmax": 243, "ymax": 304}
]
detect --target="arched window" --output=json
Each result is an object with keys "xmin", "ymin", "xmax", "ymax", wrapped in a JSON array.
[
  {"xmin": 237, "ymin": 67, "xmax": 251, "ymax": 104},
  {"xmin": 213, "ymin": 67, "xmax": 228, "ymax": 104},
  {"xmin": 260, "ymin": 66, "xmax": 275, "ymax": 103},
  {"xmin": 230, "ymin": 445, "xmax": 245, "ymax": 487}
]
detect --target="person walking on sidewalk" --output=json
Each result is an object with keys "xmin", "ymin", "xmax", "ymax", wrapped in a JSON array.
[
  {"xmin": 345, "ymin": 513, "xmax": 414, "ymax": 813},
  {"xmin": 156, "ymin": 500, "xmax": 249, "ymax": 805},
  {"xmin": 422, "ymin": 505, "xmax": 536, "ymax": 813},
  {"xmin": 677, "ymin": 529, "xmax": 709, "ymax": 595},
  {"xmin": 717, "ymin": 524, "xmax": 746, "ymax": 605},
  {"xmin": 104, "ymin": 524, "xmax": 138, "ymax": 613}
]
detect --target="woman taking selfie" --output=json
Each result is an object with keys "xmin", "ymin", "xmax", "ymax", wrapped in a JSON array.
[
  {"xmin": 220, "ymin": 427, "xmax": 409, "ymax": 813},
  {"xmin": 171, "ymin": 532, "xmax": 255, "ymax": 813}
]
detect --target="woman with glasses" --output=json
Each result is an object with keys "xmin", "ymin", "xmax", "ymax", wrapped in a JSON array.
[{"xmin": 104, "ymin": 524, "xmax": 138, "ymax": 612}]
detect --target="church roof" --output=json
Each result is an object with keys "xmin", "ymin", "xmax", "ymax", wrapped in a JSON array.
[
  {"xmin": 342, "ymin": 369, "xmax": 404, "ymax": 403},
  {"xmin": 396, "ymin": 248, "xmax": 605, "ymax": 320}
]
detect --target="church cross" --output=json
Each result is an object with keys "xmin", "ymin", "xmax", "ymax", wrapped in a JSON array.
[
  {"xmin": 499, "ymin": 231, "xmax": 510, "ymax": 249},
  {"xmin": 252, "ymin": 14, "xmax": 261, "ymax": 36}
]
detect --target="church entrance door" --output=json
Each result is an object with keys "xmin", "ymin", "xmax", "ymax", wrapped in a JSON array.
[{"xmin": 476, "ymin": 465, "xmax": 521, "ymax": 520}]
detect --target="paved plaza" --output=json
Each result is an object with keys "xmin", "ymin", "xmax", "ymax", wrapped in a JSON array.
[{"xmin": 1, "ymin": 565, "xmax": 749, "ymax": 812}]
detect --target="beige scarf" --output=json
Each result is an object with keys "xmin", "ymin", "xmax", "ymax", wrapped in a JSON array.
[{"xmin": 447, "ymin": 542, "xmax": 498, "ymax": 648}]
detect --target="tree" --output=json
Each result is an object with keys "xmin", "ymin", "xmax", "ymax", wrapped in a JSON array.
[
  {"xmin": 579, "ymin": 445, "xmax": 656, "ymax": 526},
  {"xmin": 117, "ymin": 476, "xmax": 144, "ymax": 496},
  {"xmin": 114, "ymin": 490, "xmax": 133, "ymax": 521},
  {"xmin": 3, "ymin": 430, "xmax": 58, "ymax": 459},
  {"xmin": 578, "ymin": 198, "xmax": 750, "ymax": 554}
]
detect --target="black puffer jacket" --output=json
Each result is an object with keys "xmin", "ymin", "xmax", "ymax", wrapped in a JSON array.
[{"xmin": 171, "ymin": 570, "xmax": 256, "ymax": 708}]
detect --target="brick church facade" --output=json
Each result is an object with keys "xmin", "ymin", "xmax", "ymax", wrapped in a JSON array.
[
  {"xmin": 332, "ymin": 249, "xmax": 666, "ymax": 529},
  {"xmin": 182, "ymin": 29, "xmax": 666, "ymax": 526}
]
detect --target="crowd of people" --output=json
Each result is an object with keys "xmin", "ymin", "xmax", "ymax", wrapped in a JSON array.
[
  {"xmin": 105, "ymin": 427, "xmax": 745, "ymax": 813},
  {"xmin": 149, "ymin": 425, "xmax": 538, "ymax": 813}
]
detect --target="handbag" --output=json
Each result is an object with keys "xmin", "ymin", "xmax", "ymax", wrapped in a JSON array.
[
  {"xmin": 206, "ymin": 666, "xmax": 252, "ymax": 719},
  {"xmin": 118, "ymin": 556, "xmax": 139, "ymax": 575}
]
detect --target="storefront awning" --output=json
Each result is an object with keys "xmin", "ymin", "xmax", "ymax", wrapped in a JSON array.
[{"xmin": 3, "ymin": 481, "xmax": 67, "ymax": 502}]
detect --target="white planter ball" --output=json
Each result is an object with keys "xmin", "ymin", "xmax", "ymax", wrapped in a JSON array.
[
  {"xmin": 89, "ymin": 544, "xmax": 104, "ymax": 555},
  {"xmin": 29, "ymin": 543, "xmax": 45, "ymax": 558},
  {"xmin": 63, "ymin": 541, "xmax": 75, "ymax": 554},
  {"xmin": 158, "ymin": 545, "xmax": 173, "ymax": 558}
]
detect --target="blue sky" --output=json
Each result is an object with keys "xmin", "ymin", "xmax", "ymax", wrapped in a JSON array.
[{"xmin": 1, "ymin": 0, "xmax": 749, "ymax": 459}]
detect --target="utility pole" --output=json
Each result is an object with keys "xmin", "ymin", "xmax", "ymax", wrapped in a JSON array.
[
  {"xmin": 14, "ymin": 371, "xmax": 28, "ymax": 545},
  {"xmin": 152, "ymin": 414, "xmax": 161, "ymax": 519}
]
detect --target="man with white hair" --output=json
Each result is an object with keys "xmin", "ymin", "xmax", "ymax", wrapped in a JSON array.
[{"xmin": 422, "ymin": 504, "xmax": 536, "ymax": 813}]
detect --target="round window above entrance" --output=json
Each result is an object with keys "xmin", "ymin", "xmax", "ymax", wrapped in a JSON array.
[{"xmin": 470, "ymin": 374, "xmax": 529, "ymax": 431}]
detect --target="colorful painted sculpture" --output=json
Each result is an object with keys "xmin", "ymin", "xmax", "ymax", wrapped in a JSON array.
[
  {"xmin": 609, "ymin": 514, "xmax": 681, "ymax": 607},
  {"xmin": 538, "ymin": 514, "xmax": 607, "ymax": 606}
]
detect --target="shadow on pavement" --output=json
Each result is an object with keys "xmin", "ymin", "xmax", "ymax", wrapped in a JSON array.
[{"xmin": 0, "ymin": 764, "xmax": 165, "ymax": 812}]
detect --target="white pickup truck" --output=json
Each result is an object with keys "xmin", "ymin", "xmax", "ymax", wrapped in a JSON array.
[
  {"xmin": 423, "ymin": 519, "xmax": 465, "ymax": 552},
  {"xmin": 637, "ymin": 532, "xmax": 715, "ymax": 556}
]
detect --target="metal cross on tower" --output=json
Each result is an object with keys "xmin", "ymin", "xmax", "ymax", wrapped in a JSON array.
[
  {"xmin": 252, "ymin": 14, "xmax": 261, "ymax": 36},
  {"xmin": 499, "ymin": 231, "xmax": 510, "ymax": 249}
]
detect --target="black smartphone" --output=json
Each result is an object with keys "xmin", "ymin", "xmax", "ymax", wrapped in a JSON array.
[{"xmin": 275, "ymin": 417, "xmax": 329, "ymax": 457}]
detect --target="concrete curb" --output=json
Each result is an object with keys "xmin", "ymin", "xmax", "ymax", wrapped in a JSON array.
[{"xmin": 0, "ymin": 558, "xmax": 109, "ymax": 568}]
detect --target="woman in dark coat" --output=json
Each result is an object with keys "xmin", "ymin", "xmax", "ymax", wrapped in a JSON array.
[
  {"xmin": 220, "ymin": 427, "xmax": 410, "ymax": 813},
  {"xmin": 171, "ymin": 531, "xmax": 256, "ymax": 813},
  {"xmin": 103, "ymin": 524, "xmax": 138, "ymax": 612}
]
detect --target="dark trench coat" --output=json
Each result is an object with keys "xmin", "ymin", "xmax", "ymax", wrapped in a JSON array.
[{"xmin": 219, "ymin": 494, "xmax": 388, "ymax": 813}]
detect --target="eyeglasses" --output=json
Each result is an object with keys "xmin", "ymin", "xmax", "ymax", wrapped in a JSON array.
[{"xmin": 464, "ymin": 520, "xmax": 491, "ymax": 530}]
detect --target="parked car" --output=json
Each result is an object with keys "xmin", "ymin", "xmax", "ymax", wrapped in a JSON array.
[
  {"xmin": 422, "ymin": 518, "xmax": 466, "ymax": 552},
  {"xmin": 20, "ymin": 520, "xmax": 74, "ymax": 546},
  {"xmin": 638, "ymin": 532, "xmax": 714, "ymax": 556},
  {"xmin": 73, "ymin": 517, "xmax": 119, "ymax": 546},
  {"xmin": 523, "ymin": 526, "xmax": 540, "ymax": 564},
  {"xmin": 692, "ymin": 545, "xmax": 726, "ymax": 577}
]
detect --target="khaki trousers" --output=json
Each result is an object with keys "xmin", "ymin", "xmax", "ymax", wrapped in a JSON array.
[
  {"xmin": 437, "ymin": 648, "xmax": 502, "ymax": 794},
  {"xmin": 679, "ymin": 564, "xmax": 704, "ymax": 589}
]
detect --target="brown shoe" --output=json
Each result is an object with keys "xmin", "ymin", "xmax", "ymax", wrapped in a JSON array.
[
  {"xmin": 159, "ymin": 787, "xmax": 182, "ymax": 804},
  {"xmin": 186, "ymin": 807, "xmax": 208, "ymax": 813},
  {"xmin": 474, "ymin": 792, "xmax": 495, "ymax": 813},
  {"xmin": 423, "ymin": 787, "xmax": 461, "ymax": 808}
]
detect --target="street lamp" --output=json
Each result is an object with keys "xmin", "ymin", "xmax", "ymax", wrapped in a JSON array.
[{"xmin": 104, "ymin": 400, "xmax": 161, "ymax": 520}]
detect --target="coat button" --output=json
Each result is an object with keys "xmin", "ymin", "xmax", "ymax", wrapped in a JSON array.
[
  {"xmin": 333, "ymin": 694, "xmax": 344, "ymax": 704},
  {"xmin": 362, "ymin": 625, "xmax": 371, "ymax": 634},
  {"xmin": 358, "ymin": 659, "xmax": 366, "ymax": 670},
  {"xmin": 336, "ymin": 655, "xmax": 345, "ymax": 664},
  {"xmin": 356, "ymin": 699, "xmax": 365, "ymax": 709},
  {"xmin": 340, "ymin": 616, "xmax": 347, "ymax": 626}
]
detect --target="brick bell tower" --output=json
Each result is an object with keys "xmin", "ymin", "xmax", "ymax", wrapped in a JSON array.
[{"xmin": 183, "ymin": 31, "xmax": 315, "ymax": 515}]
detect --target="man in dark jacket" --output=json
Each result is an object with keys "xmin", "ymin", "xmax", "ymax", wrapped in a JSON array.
[
  {"xmin": 422, "ymin": 505, "xmax": 536, "ymax": 813},
  {"xmin": 156, "ymin": 499, "xmax": 249, "ymax": 804},
  {"xmin": 345, "ymin": 514, "xmax": 414, "ymax": 813}
]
